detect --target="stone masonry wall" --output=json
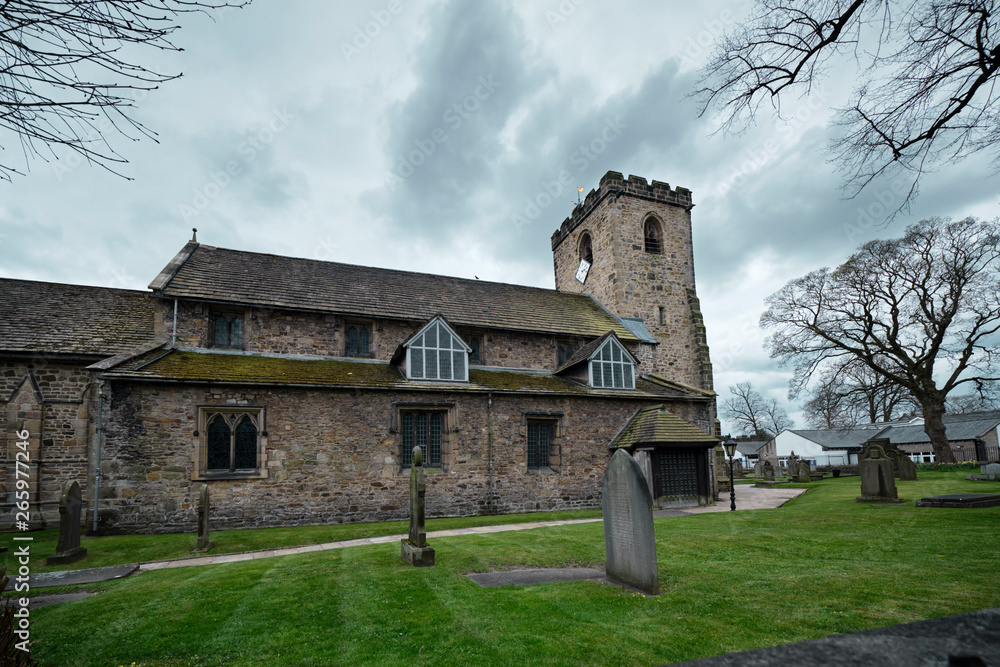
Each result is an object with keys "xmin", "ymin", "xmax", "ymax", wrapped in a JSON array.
[
  {"xmin": 97, "ymin": 378, "xmax": 711, "ymax": 533},
  {"xmin": 0, "ymin": 358, "xmax": 94, "ymax": 527},
  {"xmin": 157, "ymin": 300, "xmax": 635, "ymax": 373},
  {"xmin": 551, "ymin": 172, "xmax": 712, "ymax": 390}
]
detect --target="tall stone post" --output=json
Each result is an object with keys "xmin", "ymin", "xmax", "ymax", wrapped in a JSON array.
[{"xmin": 401, "ymin": 446, "xmax": 435, "ymax": 566}]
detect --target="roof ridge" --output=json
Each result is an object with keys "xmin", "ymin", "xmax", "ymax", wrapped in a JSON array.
[{"xmin": 0, "ymin": 277, "xmax": 148, "ymax": 296}]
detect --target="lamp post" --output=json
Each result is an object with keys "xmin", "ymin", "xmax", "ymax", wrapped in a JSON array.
[{"xmin": 723, "ymin": 437, "xmax": 738, "ymax": 512}]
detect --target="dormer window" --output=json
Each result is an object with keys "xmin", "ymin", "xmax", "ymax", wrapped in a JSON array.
[
  {"xmin": 405, "ymin": 317, "xmax": 471, "ymax": 381},
  {"xmin": 590, "ymin": 337, "xmax": 635, "ymax": 389},
  {"xmin": 213, "ymin": 313, "xmax": 243, "ymax": 349}
]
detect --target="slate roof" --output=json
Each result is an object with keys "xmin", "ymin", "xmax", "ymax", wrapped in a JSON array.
[
  {"xmin": 150, "ymin": 243, "xmax": 637, "ymax": 341},
  {"xmin": 735, "ymin": 441, "xmax": 767, "ymax": 455},
  {"xmin": 619, "ymin": 317, "xmax": 658, "ymax": 344},
  {"xmin": 609, "ymin": 405, "xmax": 718, "ymax": 449},
  {"xmin": 787, "ymin": 429, "xmax": 880, "ymax": 451},
  {"xmin": 878, "ymin": 418, "xmax": 1000, "ymax": 445},
  {"xmin": 0, "ymin": 279, "xmax": 156, "ymax": 356},
  {"xmin": 99, "ymin": 349, "xmax": 686, "ymax": 398}
]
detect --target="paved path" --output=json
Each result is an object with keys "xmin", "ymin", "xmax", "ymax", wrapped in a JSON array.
[{"xmin": 138, "ymin": 484, "xmax": 806, "ymax": 573}]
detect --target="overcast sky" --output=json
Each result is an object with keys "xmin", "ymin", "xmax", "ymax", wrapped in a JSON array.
[{"xmin": 1, "ymin": 1, "xmax": 997, "ymax": 434}]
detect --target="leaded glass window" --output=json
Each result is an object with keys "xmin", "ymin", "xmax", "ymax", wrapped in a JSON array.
[
  {"xmin": 400, "ymin": 412, "xmax": 443, "ymax": 467},
  {"xmin": 590, "ymin": 338, "xmax": 636, "ymax": 389},
  {"xmin": 527, "ymin": 421, "xmax": 552, "ymax": 469},
  {"xmin": 346, "ymin": 324, "xmax": 371, "ymax": 357},
  {"xmin": 212, "ymin": 313, "xmax": 244, "ymax": 349},
  {"xmin": 406, "ymin": 319, "xmax": 470, "ymax": 381},
  {"xmin": 202, "ymin": 410, "xmax": 261, "ymax": 474}
]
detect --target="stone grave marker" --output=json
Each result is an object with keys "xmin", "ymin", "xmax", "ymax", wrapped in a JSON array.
[
  {"xmin": 786, "ymin": 452, "xmax": 799, "ymax": 479},
  {"xmin": 46, "ymin": 481, "xmax": 88, "ymax": 565},
  {"xmin": 191, "ymin": 484, "xmax": 213, "ymax": 553},
  {"xmin": 602, "ymin": 449, "xmax": 659, "ymax": 596},
  {"xmin": 857, "ymin": 444, "xmax": 903, "ymax": 503},
  {"xmin": 982, "ymin": 463, "xmax": 1000, "ymax": 475},
  {"xmin": 401, "ymin": 446, "xmax": 435, "ymax": 566},
  {"xmin": 762, "ymin": 461, "xmax": 775, "ymax": 480},
  {"xmin": 753, "ymin": 461, "xmax": 764, "ymax": 478},
  {"xmin": 795, "ymin": 460, "xmax": 812, "ymax": 483}
]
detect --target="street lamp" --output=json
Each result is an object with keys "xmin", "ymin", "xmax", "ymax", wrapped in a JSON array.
[{"xmin": 723, "ymin": 437, "xmax": 738, "ymax": 512}]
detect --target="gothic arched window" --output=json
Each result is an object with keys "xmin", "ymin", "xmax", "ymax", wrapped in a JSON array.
[
  {"xmin": 579, "ymin": 233, "xmax": 594, "ymax": 265},
  {"xmin": 644, "ymin": 217, "xmax": 663, "ymax": 254}
]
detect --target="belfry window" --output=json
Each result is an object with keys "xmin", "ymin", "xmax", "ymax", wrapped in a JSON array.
[
  {"xmin": 579, "ymin": 233, "xmax": 594, "ymax": 265},
  {"xmin": 644, "ymin": 217, "xmax": 663, "ymax": 254}
]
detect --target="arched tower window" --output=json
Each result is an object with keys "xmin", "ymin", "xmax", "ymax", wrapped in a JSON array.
[
  {"xmin": 644, "ymin": 217, "xmax": 663, "ymax": 254},
  {"xmin": 579, "ymin": 233, "xmax": 594, "ymax": 265}
]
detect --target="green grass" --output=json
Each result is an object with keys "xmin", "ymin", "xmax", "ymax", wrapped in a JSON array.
[
  {"xmin": 1, "ymin": 509, "xmax": 601, "ymax": 574},
  {"xmin": 14, "ymin": 471, "xmax": 1000, "ymax": 666}
]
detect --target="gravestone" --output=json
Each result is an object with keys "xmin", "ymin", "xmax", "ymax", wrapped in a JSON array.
[
  {"xmin": 401, "ymin": 446, "xmax": 435, "ymax": 566},
  {"xmin": 786, "ymin": 452, "xmax": 799, "ymax": 478},
  {"xmin": 191, "ymin": 484, "xmax": 213, "ymax": 553},
  {"xmin": 46, "ymin": 481, "xmax": 88, "ymax": 565},
  {"xmin": 857, "ymin": 444, "xmax": 903, "ymax": 503},
  {"xmin": 982, "ymin": 463, "xmax": 1000, "ymax": 475},
  {"xmin": 762, "ymin": 461, "xmax": 775, "ymax": 480},
  {"xmin": 602, "ymin": 449, "xmax": 659, "ymax": 596},
  {"xmin": 753, "ymin": 461, "xmax": 764, "ymax": 478},
  {"xmin": 895, "ymin": 453, "xmax": 918, "ymax": 481},
  {"xmin": 795, "ymin": 460, "xmax": 812, "ymax": 483}
]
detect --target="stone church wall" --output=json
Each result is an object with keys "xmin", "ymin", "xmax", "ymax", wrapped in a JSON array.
[{"xmin": 96, "ymin": 378, "xmax": 709, "ymax": 533}]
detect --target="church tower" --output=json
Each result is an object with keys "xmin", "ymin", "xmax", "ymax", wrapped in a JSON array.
[{"xmin": 551, "ymin": 171, "xmax": 713, "ymax": 391}]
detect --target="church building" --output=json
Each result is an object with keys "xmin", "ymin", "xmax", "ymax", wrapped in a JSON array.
[{"xmin": 1, "ymin": 171, "xmax": 719, "ymax": 533}]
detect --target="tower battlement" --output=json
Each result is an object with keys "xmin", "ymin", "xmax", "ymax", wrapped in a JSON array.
[{"xmin": 550, "ymin": 171, "xmax": 692, "ymax": 251}]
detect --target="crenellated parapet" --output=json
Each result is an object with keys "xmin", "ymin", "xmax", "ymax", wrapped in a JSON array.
[{"xmin": 551, "ymin": 171, "xmax": 692, "ymax": 251}]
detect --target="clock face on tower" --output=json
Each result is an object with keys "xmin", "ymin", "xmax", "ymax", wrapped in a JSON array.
[{"xmin": 575, "ymin": 258, "xmax": 591, "ymax": 284}]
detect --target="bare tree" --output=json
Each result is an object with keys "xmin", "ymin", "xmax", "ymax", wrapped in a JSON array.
[
  {"xmin": 802, "ymin": 356, "xmax": 916, "ymax": 427},
  {"xmin": 762, "ymin": 217, "xmax": 1000, "ymax": 462},
  {"xmin": 694, "ymin": 0, "xmax": 1000, "ymax": 214},
  {"xmin": 0, "ymin": 1, "xmax": 248, "ymax": 180},
  {"xmin": 721, "ymin": 381, "xmax": 793, "ymax": 439}
]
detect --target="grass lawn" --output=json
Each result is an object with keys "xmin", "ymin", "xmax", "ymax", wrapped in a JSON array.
[{"xmin": 11, "ymin": 471, "xmax": 1000, "ymax": 666}]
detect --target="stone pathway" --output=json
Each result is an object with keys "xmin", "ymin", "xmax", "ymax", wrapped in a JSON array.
[{"xmin": 137, "ymin": 484, "xmax": 806, "ymax": 573}]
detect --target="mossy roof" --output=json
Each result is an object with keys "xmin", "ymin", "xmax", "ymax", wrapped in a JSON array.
[
  {"xmin": 150, "ymin": 243, "xmax": 636, "ymax": 340},
  {"xmin": 0, "ymin": 278, "xmax": 156, "ymax": 356},
  {"xmin": 102, "ymin": 349, "xmax": 686, "ymax": 399},
  {"xmin": 609, "ymin": 405, "xmax": 718, "ymax": 449}
]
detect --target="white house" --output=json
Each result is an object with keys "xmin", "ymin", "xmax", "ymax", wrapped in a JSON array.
[{"xmin": 768, "ymin": 428, "xmax": 884, "ymax": 468}]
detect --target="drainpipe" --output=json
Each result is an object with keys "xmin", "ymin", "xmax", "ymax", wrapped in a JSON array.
[
  {"xmin": 171, "ymin": 299, "xmax": 178, "ymax": 348},
  {"xmin": 487, "ymin": 393, "xmax": 494, "ymax": 513},
  {"xmin": 92, "ymin": 380, "xmax": 105, "ymax": 533}
]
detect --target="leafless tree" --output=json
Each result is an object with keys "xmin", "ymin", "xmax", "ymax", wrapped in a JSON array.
[
  {"xmin": 802, "ymin": 356, "xmax": 916, "ymax": 427},
  {"xmin": 694, "ymin": 0, "xmax": 1000, "ymax": 214},
  {"xmin": 762, "ymin": 217, "xmax": 1000, "ymax": 462},
  {"xmin": 0, "ymin": 1, "xmax": 248, "ymax": 180},
  {"xmin": 721, "ymin": 381, "xmax": 794, "ymax": 439}
]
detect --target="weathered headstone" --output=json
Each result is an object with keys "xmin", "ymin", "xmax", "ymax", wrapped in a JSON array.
[
  {"xmin": 401, "ymin": 446, "xmax": 435, "ymax": 566},
  {"xmin": 857, "ymin": 444, "xmax": 903, "ymax": 503},
  {"xmin": 602, "ymin": 449, "xmax": 659, "ymax": 596},
  {"xmin": 981, "ymin": 463, "xmax": 1000, "ymax": 476},
  {"xmin": 795, "ymin": 460, "xmax": 812, "ymax": 483},
  {"xmin": 46, "ymin": 481, "xmax": 87, "ymax": 565},
  {"xmin": 786, "ymin": 452, "xmax": 799, "ymax": 478},
  {"xmin": 762, "ymin": 461, "xmax": 775, "ymax": 480},
  {"xmin": 753, "ymin": 461, "xmax": 764, "ymax": 478},
  {"xmin": 191, "ymin": 484, "xmax": 213, "ymax": 553}
]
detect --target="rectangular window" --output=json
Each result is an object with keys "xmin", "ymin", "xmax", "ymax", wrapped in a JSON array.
[
  {"xmin": 212, "ymin": 313, "xmax": 244, "ymax": 349},
  {"xmin": 527, "ymin": 421, "xmax": 552, "ymax": 469},
  {"xmin": 345, "ymin": 323, "xmax": 372, "ymax": 357},
  {"xmin": 468, "ymin": 337, "xmax": 482, "ymax": 364},
  {"xmin": 401, "ymin": 411, "xmax": 443, "ymax": 467}
]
